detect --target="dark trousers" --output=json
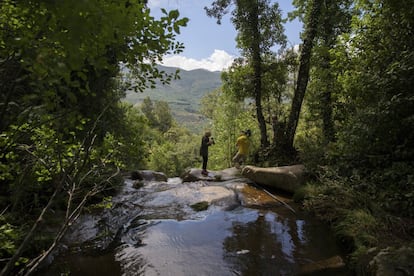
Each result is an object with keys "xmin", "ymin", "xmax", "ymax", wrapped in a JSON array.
[{"xmin": 202, "ymin": 155, "xmax": 208, "ymax": 170}]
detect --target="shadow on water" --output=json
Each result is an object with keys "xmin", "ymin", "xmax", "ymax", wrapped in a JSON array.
[{"xmin": 42, "ymin": 207, "xmax": 351, "ymax": 276}]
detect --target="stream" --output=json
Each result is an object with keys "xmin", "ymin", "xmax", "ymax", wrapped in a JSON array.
[{"xmin": 39, "ymin": 168, "xmax": 351, "ymax": 276}]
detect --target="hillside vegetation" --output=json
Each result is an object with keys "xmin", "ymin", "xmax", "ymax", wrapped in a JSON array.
[{"xmin": 123, "ymin": 65, "xmax": 221, "ymax": 132}]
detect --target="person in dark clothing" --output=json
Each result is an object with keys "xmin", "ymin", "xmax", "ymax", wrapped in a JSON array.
[{"xmin": 199, "ymin": 131, "xmax": 214, "ymax": 176}]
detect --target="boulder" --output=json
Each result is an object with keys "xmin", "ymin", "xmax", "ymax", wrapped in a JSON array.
[
  {"xmin": 139, "ymin": 170, "xmax": 168, "ymax": 182},
  {"xmin": 241, "ymin": 164, "xmax": 306, "ymax": 193},
  {"xmin": 367, "ymin": 246, "xmax": 414, "ymax": 275},
  {"xmin": 181, "ymin": 168, "xmax": 204, "ymax": 182}
]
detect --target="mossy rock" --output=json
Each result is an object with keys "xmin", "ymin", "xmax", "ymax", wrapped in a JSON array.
[{"xmin": 190, "ymin": 201, "xmax": 209, "ymax": 211}]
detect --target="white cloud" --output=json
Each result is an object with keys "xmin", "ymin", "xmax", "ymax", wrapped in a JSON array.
[
  {"xmin": 147, "ymin": 0, "xmax": 192, "ymax": 9},
  {"xmin": 160, "ymin": 49, "xmax": 235, "ymax": 72},
  {"xmin": 147, "ymin": 0, "xmax": 161, "ymax": 9}
]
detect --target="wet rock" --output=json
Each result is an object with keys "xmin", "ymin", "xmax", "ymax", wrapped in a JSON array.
[
  {"xmin": 367, "ymin": 245, "xmax": 414, "ymax": 275},
  {"xmin": 62, "ymin": 214, "xmax": 117, "ymax": 254},
  {"xmin": 237, "ymin": 184, "xmax": 283, "ymax": 208},
  {"xmin": 142, "ymin": 184, "xmax": 237, "ymax": 213},
  {"xmin": 241, "ymin": 164, "xmax": 306, "ymax": 193}
]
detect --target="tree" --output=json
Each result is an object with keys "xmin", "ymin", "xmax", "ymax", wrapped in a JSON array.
[
  {"xmin": 303, "ymin": 0, "xmax": 353, "ymax": 144},
  {"xmin": 278, "ymin": 0, "xmax": 323, "ymax": 153},
  {"xmin": 203, "ymin": 88, "xmax": 259, "ymax": 169},
  {"xmin": 260, "ymin": 53, "xmax": 290, "ymax": 144},
  {"xmin": 148, "ymin": 127, "xmax": 199, "ymax": 177},
  {"xmin": 329, "ymin": 0, "xmax": 414, "ymax": 217},
  {"xmin": 154, "ymin": 101, "xmax": 174, "ymax": 133},
  {"xmin": 331, "ymin": 0, "xmax": 414, "ymax": 167},
  {"xmin": 0, "ymin": 0, "xmax": 187, "ymax": 274},
  {"xmin": 206, "ymin": 0, "xmax": 286, "ymax": 148},
  {"xmin": 141, "ymin": 96, "xmax": 158, "ymax": 126},
  {"xmin": 140, "ymin": 97, "xmax": 174, "ymax": 133}
]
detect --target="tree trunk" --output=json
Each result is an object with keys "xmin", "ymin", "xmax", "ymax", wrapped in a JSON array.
[
  {"xmin": 251, "ymin": 2, "xmax": 269, "ymax": 148},
  {"xmin": 254, "ymin": 61, "xmax": 269, "ymax": 148},
  {"xmin": 283, "ymin": 0, "xmax": 323, "ymax": 150}
]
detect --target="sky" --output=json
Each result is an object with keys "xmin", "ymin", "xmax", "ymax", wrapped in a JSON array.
[{"xmin": 147, "ymin": 0, "xmax": 303, "ymax": 72}]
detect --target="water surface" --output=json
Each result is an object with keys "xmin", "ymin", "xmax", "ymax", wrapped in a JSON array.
[{"xmin": 44, "ymin": 208, "xmax": 349, "ymax": 275}]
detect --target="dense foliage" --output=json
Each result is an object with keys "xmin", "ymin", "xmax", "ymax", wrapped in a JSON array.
[
  {"xmin": 203, "ymin": 0, "xmax": 413, "ymax": 272},
  {"xmin": 200, "ymin": 88, "xmax": 260, "ymax": 169},
  {"xmin": 206, "ymin": 0, "xmax": 287, "ymax": 148},
  {"xmin": 292, "ymin": 0, "xmax": 414, "ymax": 269},
  {"xmin": 332, "ymin": 0, "xmax": 414, "ymax": 216},
  {"xmin": 295, "ymin": 0, "xmax": 414, "ymax": 218},
  {"xmin": 138, "ymin": 97, "xmax": 200, "ymax": 177},
  {"xmin": 0, "ymin": 0, "xmax": 187, "ymax": 274},
  {"xmin": 1, "ymin": 0, "xmax": 413, "ymax": 274}
]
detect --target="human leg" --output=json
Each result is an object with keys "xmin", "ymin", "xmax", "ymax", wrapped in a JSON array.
[
  {"xmin": 202, "ymin": 155, "xmax": 208, "ymax": 175},
  {"xmin": 232, "ymin": 152, "xmax": 244, "ymax": 169}
]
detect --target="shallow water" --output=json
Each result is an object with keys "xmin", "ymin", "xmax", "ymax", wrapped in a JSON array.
[
  {"xmin": 118, "ymin": 209, "xmax": 329, "ymax": 275},
  {"xmin": 40, "ymin": 173, "xmax": 352, "ymax": 276},
  {"xmin": 43, "ymin": 209, "xmax": 350, "ymax": 275}
]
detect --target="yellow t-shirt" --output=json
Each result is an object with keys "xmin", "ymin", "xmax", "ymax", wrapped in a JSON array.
[{"xmin": 236, "ymin": 135, "xmax": 249, "ymax": 155}]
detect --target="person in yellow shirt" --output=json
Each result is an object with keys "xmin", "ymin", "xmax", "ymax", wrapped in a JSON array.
[{"xmin": 232, "ymin": 129, "xmax": 251, "ymax": 168}]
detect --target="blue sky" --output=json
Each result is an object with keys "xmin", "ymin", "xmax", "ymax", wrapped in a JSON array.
[{"xmin": 148, "ymin": 0, "xmax": 303, "ymax": 71}]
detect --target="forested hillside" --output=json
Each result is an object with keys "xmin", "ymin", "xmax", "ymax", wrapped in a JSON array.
[{"xmin": 123, "ymin": 65, "xmax": 221, "ymax": 132}]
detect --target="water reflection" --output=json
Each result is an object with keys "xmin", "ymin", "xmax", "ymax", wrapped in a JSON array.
[
  {"xmin": 114, "ymin": 208, "xmax": 345, "ymax": 276},
  {"xmin": 41, "ymin": 207, "xmax": 349, "ymax": 275},
  {"xmin": 223, "ymin": 211, "xmax": 296, "ymax": 275}
]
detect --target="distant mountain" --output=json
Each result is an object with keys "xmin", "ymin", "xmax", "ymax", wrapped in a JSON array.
[{"xmin": 123, "ymin": 65, "xmax": 222, "ymax": 132}]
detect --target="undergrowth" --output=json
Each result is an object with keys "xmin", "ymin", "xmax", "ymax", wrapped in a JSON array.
[{"xmin": 294, "ymin": 175, "xmax": 414, "ymax": 272}]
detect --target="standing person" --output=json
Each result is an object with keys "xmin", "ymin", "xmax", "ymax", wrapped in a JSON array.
[
  {"xmin": 200, "ymin": 131, "xmax": 215, "ymax": 176},
  {"xmin": 232, "ymin": 129, "xmax": 251, "ymax": 168}
]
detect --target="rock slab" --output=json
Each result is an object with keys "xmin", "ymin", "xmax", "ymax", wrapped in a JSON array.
[{"xmin": 241, "ymin": 164, "xmax": 306, "ymax": 193}]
